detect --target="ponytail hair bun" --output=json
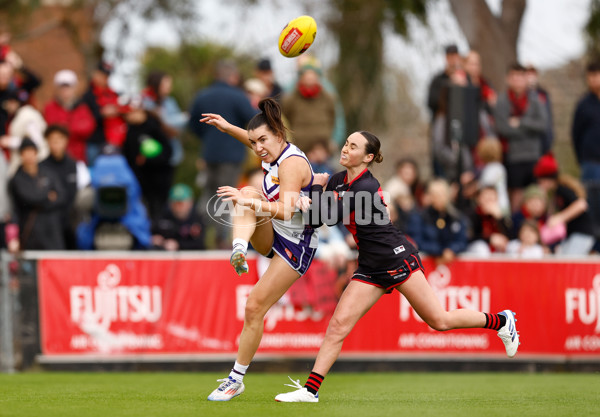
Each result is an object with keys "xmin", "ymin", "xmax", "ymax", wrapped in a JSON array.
[
  {"xmin": 248, "ymin": 97, "xmax": 288, "ymax": 139},
  {"xmin": 359, "ymin": 131, "xmax": 383, "ymax": 166}
]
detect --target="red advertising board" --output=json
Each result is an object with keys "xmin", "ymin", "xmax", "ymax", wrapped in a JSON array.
[{"xmin": 37, "ymin": 255, "xmax": 600, "ymax": 358}]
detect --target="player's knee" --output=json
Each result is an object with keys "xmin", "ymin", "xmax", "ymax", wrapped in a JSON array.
[
  {"xmin": 326, "ymin": 315, "xmax": 352, "ymax": 341},
  {"xmin": 426, "ymin": 314, "xmax": 451, "ymax": 332},
  {"xmin": 244, "ymin": 298, "xmax": 266, "ymax": 324}
]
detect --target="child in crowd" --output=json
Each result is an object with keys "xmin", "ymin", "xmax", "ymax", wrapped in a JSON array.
[
  {"xmin": 534, "ymin": 154, "xmax": 595, "ymax": 255},
  {"xmin": 505, "ymin": 220, "xmax": 545, "ymax": 259},
  {"xmin": 477, "ymin": 138, "xmax": 509, "ymax": 215}
]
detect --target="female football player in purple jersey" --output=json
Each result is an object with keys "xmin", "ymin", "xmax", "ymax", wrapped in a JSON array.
[
  {"xmin": 275, "ymin": 131, "xmax": 519, "ymax": 403},
  {"xmin": 200, "ymin": 98, "xmax": 319, "ymax": 401}
]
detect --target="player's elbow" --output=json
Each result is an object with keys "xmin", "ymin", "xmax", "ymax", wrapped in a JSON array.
[{"xmin": 278, "ymin": 204, "xmax": 298, "ymax": 221}]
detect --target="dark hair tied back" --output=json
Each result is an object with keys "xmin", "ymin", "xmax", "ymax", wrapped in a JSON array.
[
  {"xmin": 359, "ymin": 131, "xmax": 383, "ymax": 165},
  {"xmin": 248, "ymin": 97, "xmax": 288, "ymax": 139}
]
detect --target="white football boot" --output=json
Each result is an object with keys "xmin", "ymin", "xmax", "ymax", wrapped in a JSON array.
[
  {"xmin": 207, "ymin": 377, "xmax": 245, "ymax": 401},
  {"xmin": 497, "ymin": 310, "xmax": 520, "ymax": 358},
  {"xmin": 274, "ymin": 377, "xmax": 319, "ymax": 403},
  {"xmin": 230, "ymin": 249, "xmax": 249, "ymax": 276}
]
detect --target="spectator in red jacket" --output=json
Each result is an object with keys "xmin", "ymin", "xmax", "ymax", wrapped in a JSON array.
[
  {"xmin": 81, "ymin": 61, "xmax": 127, "ymax": 165},
  {"xmin": 43, "ymin": 70, "xmax": 96, "ymax": 163}
]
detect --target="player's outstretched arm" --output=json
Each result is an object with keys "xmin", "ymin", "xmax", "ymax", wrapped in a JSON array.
[{"xmin": 199, "ymin": 113, "xmax": 251, "ymax": 148}]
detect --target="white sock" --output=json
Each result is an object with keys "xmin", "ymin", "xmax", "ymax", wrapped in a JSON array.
[
  {"xmin": 229, "ymin": 361, "xmax": 249, "ymax": 382},
  {"xmin": 232, "ymin": 238, "xmax": 248, "ymax": 254}
]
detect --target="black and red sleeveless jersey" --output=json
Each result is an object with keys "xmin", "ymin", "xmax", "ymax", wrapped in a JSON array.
[{"xmin": 306, "ymin": 168, "xmax": 417, "ymax": 272}]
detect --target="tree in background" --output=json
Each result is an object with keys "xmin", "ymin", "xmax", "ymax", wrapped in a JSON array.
[
  {"xmin": 448, "ymin": 0, "xmax": 526, "ymax": 91},
  {"xmin": 0, "ymin": 0, "xmax": 197, "ymax": 73},
  {"xmin": 141, "ymin": 43, "xmax": 255, "ymax": 191},
  {"xmin": 586, "ymin": 0, "xmax": 600, "ymax": 61},
  {"xmin": 328, "ymin": 0, "xmax": 428, "ymax": 134}
]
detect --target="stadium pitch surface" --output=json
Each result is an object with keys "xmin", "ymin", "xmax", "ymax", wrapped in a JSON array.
[{"xmin": 1, "ymin": 372, "xmax": 598, "ymax": 417}]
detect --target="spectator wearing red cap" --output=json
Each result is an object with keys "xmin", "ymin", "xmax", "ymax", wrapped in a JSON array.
[
  {"xmin": 534, "ymin": 154, "xmax": 595, "ymax": 255},
  {"xmin": 44, "ymin": 70, "xmax": 96, "ymax": 164}
]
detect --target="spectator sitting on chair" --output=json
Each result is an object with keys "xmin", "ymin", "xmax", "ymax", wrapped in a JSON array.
[
  {"xmin": 9, "ymin": 137, "xmax": 66, "ymax": 250},
  {"xmin": 414, "ymin": 178, "xmax": 468, "ymax": 265},
  {"xmin": 505, "ymin": 219, "xmax": 545, "ymax": 259},
  {"xmin": 385, "ymin": 157, "xmax": 426, "ymax": 208},
  {"xmin": 511, "ymin": 184, "xmax": 548, "ymax": 237},
  {"xmin": 384, "ymin": 179, "xmax": 421, "ymax": 244},
  {"xmin": 152, "ymin": 183, "xmax": 205, "ymax": 251},
  {"xmin": 476, "ymin": 138, "xmax": 510, "ymax": 215},
  {"xmin": 466, "ymin": 186, "xmax": 512, "ymax": 256},
  {"xmin": 534, "ymin": 154, "xmax": 595, "ymax": 255}
]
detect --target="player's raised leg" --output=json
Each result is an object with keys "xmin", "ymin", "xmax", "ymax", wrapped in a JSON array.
[
  {"xmin": 275, "ymin": 281, "xmax": 384, "ymax": 402},
  {"xmin": 397, "ymin": 270, "xmax": 519, "ymax": 357},
  {"xmin": 228, "ymin": 186, "xmax": 270, "ymax": 276}
]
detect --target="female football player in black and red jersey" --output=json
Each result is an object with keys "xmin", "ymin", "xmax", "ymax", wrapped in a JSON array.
[{"xmin": 275, "ymin": 131, "xmax": 520, "ymax": 403}]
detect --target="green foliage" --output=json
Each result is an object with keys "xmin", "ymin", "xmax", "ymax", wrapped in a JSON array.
[
  {"xmin": 586, "ymin": 0, "xmax": 600, "ymax": 61},
  {"xmin": 141, "ymin": 42, "xmax": 255, "ymax": 109},
  {"xmin": 0, "ymin": 0, "xmax": 37, "ymax": 33},
  {"xmin": 330, "ymin": 0, "xmax": 431, "ymax": 133},
  {"xmin": 385, "ymin": 0, "xmax": 429, "ymax": 37}
]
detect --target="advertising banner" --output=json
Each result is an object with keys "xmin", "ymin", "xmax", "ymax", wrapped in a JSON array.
[{"xmin": 37, "ymin": 256, "xmax": 600, "ymax": 358}]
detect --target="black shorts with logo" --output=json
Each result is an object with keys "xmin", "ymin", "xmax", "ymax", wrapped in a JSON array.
[{"xmin": 351, "ymin": 252, "xmax": 425, "ymax": 293}]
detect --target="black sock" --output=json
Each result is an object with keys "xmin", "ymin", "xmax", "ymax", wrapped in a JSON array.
[
  {"xmin": 483, "ymin": 313, "xmax": 506, "ymax": 330},
  {"xmin": 304, "ymin": 371, "xmax": 324, "ymax": 395}
]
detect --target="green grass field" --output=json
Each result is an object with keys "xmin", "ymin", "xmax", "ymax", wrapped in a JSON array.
[{"xmin": 1, "ymin": 372, "xmax": 599, "ymax": 417}]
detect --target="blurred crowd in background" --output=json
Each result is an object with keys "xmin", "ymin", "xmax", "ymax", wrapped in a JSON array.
[{"xmin": 0, "ymin": 27, "xmax": 599, "ymax": 294}]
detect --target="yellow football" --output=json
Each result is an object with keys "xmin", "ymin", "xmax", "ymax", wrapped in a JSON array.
[{"xmin": 278, "ymin": 15, "xmax": 317, "ymax": 58}]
